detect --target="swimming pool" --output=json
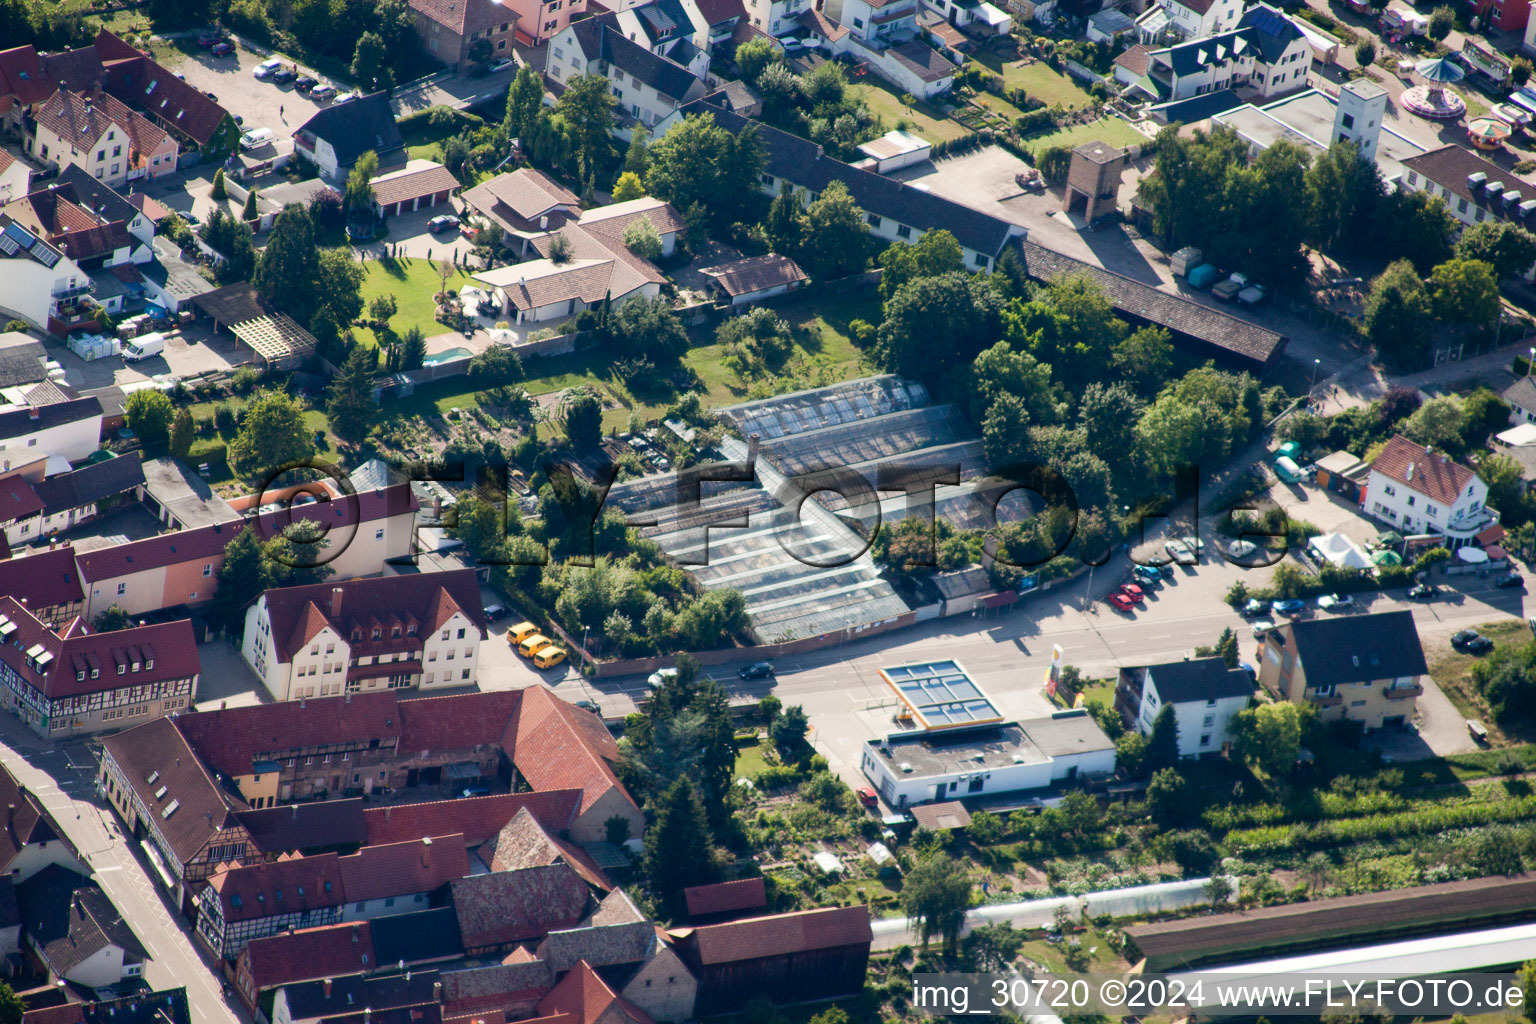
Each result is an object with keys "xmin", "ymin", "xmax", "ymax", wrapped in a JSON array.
[{"xmin": 424, "ymin": 347, "xmax": 473, "ymax": 365}]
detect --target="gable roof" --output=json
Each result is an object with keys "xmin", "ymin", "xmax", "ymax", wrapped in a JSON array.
[
  {"xmin": 53, "ymin": 162, "xmax": 140, "ymax": 223},
  {"xmin": 683, "ymin": 877, "xmax": 766, "ymax": 919},
  {"xmin": 679, "ymin": 99, "xmax": 1016, "ymax": 258},
  {"xmin": 255, "ymin": 568, "xmax": 486, "ymax": 663},
  {"xmin": 21, "ymin": 989, "xmax": 189, "ymax": 1024},
  {"xmin": 484, "ymin": 806, "xmax": 612, "ymax": 891},
  {"xmin": 461, "ymin": 168, "xmax": 581, "ymax": 231},
  {"xmin": 207, "ymin": 854, "xmax": 345, "ymax": 922},
  {"xmin": 33, "ymin": 452, "xmax": 144, "ymax": 515},
  {"xmin": 0, "ymin": 476, "xmax": 41, "ymax": 524},
  {"xmin": 0, "ymin": 397, "xmax": 102, "ymax": 444},
  {"xmin": 5, "ymin": 187, "xmax": 130, "ymax": 263},
  {"xmin": 537, "ymin": 914, "xmax": 654, "ymax": 974},
  {"xmin": 1369, "ymin": 434, "xmax": 1480, "ymax": 506},
  {"xmin": 535, "ymin": 960, "xmax": 655, "ymax": 1024},
  {"xmin": 0, "ymin": 45, "xmax": 55, "ymax": 107},
  {"xmin": 175, "ymin": 690, "xmax": 404, "ymax": 778},
  {"xmin": 240, "ymin": 921, "xmax": 376, "ymax": 993},
  {"xmin": 279, "ymin": 969, "xmax": 443, "ymax": 1023},
  {"xmin": 0, "ymin": 761, "xmax": 76, "ymax": 874},
  {"xmin": 370, "ymin": 160, "xmax": 461, "ymax": 209},
  {"xmin": 0, "ymin": 595, "xmax": 200, "ymax": 699},
  {"xmin": 398, "ymin": 689, "xmax": 522, "ymax": 752},
  {"xmin": 369, "ymin": 906, "xmax": 466, "ymax": 968},
  {"xmin": 363, "ymin": 791, "xmax": 582, "ymax": 847},
  {"xmin": 505, "ymin": 686, "xmax": 633, "ymax": 818},
  {"xmin": 1237, "ymin": 3, "xmax": 1305, "ymax": 63},
  {"xmin": 33, "ymin": 87, "xmax": 171, "ymax": 157},
  {"xmin": 408, "ymin": 0, "xmax": 517, "ymax": 38},
  {"xmin": 235, "ymin": 798, "xmax": 368, "ymax": 855},
  {"xmin": 888, "ymin": 40, "xmax": 957, "ymax": 84},
  {"xmin": 1281, "ymin": 609, "xmax": 1427, "ymax": 687},
  {"xmin": 566, "ymin": 15, "xmax": 701, "ymax": 102},
  {"xmin": 338, "ymin": 834, "xmax": 470, "ymax": 903},
  {"xmin": 1504, "ymin": 375, "xmax": 1536, "ymax": 412},
  {"xmin": 694, "ymin": 0, "xmax": 746, "ymax": 24},
  {"xmin": 698, "ymin": 253, "xmax": 806, "ymax": 296},
  {"xmin": 1401, "ymin": 144, "xmax": 1535, "ymax": 213},
  {"xmin": 18, "ymin": 865, "xmax": 147, "ymax": 975},
  {"xmin": 1114, "ymin": 43, "xmax": 1152, "ymax": 76},
  {"xmin": 450, "ymin": 863, "xmax": 592, "ymax": 948},
  {"xmin": 1145, "ymin": 656, "xmax": 1254, "ymax": 703},
  {"xmin": 474, "ymin": 220, "xmax": 664, "ymax": 311},
  {"xmin": 100, "ymin": 716, "xmax": 241, "ymax": 863},
  {"xmin": 681, "ymin": 905, "xmax": 872, "ymax": 965},
  {"xmin": 293, "ymin": 92, "xmax": 404, "ymax": 168},
  {"xmin": 576, "ymin": 196, "xmax": 686, "ymax": 239},
  {"xmin": 73, "ymin": 482, "xmax": 418, "ymax": 582}
]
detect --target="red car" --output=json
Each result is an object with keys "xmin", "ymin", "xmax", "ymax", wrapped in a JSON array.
[
  {"xmin": 211, "ymin": 42, "xmax": 234, "ymax": 56},
  {"xmin": 856, "ymin": 787, "xmax": 878, "ymax": 809},
  {"xmin": 460, "ymin": 223, "xmax": 480, "ymax": 240},
  {"xmin": 197, "ymin": 31, "xmax": 228, "ymax": 47},
  {"xmin": 1108, "ymin": 592, "xmax": 1136, "ymax": 613},
  {"xmin": 1119, "ymin": 583, "xmax": 1145, "ymax": 603}
]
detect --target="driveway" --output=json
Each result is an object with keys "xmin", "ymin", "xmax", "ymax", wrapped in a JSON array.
[
  {"xmin": 361, "ymin": 202, "xmax": 478, "ymax": 262},
  {"xmin": 194, "ymin": 639, "xmax": 271, "ymax": 709},
  {"xmin": 173, "ymin": 44, "xmax": 336, "ymax": 145}
]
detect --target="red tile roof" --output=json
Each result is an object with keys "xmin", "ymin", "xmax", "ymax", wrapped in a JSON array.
[
  {"xmin": 398, "ymin": 690, "xmax": 522, "ymax": 752},
  {"xmin": 450, "ymin": 863, "xmax": 592, "ymax": 949},
  {"xmin": 0, "ymin": 545, "xmax": 84, "ymax": 612},
  {"xmin": 241, "ymin": 921, "xmax": 376, "ymax": 992},
  {"xmin": 0, "ymin": 475, "xmax": 42, "ymax": 523},
  {"xmin": 682, "ymin": 906, "xmax": 873, "ymax": 965},
  {"xmin": 337, "ymin": 834, "xmax": 470, "ymax": 903},
  {"xmin": 174, "ymin": 691, "xmax": 404, "ymax": 778},
  {"xmin": 73, "ymin": 483, "xmax": 418, "ymax": 583},
  {"xmin": 408, "ymin": 0, "xmax": 517, "ymax": 38},
  {"xmin": 0, "ymin": 596, "xmax": 199, "ymax": 699},
  {"xmin": 96, "ymin": 31, "xmax": 234, "ymax": 147},
  {"xmin": 0, "ymin": 46, "xmax": 56, "ymax": 107},
  {"xmin": 258, "ymin": 568, "xmax": 486, "ymax": 662},
  {"xmin": 207, "ymin": 853, "xmax": 345, "ymax": 922},
  {"xmin": 126, "ymin": 191, "xmax": 171, "ymax": 221},
  {"xmin": 33, "ymin": 88, "xmax": 172, "ymax": 157},
  {"xmin": 370, "ymin": 161, "xmax": 461, "ymax": 209},
  {"xmin": 364, "ymin": 791, "xmax": 582, "ymax": 848},
  {"xmin": 535, "ymin": 960, "xmax": 654, "ymax": 1024},
  {"xmin": 683, "ymin": 877, "xmax": 766, "ymax": 919},
  {"xmin": 693, "ymin": 0, "xmax": 745, "ymax": 24},
  {"xmin": 506, "ymin": 687, "xmax": 632, "ymax": 817},
  {"xmin": 484, "ymin": 807, "xmax": 611, "ymax": 891},
  {"xmin": 1369, "ymin": 434, "xmax": 1481, "ymax": 507}
]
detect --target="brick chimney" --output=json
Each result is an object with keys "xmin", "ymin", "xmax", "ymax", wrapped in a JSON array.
[
  {"xmin": 27, "ymin": 407, "xmax": 39, "ymax": 421},
  {"xmin": 323, "ymin": 978, "xmax": 333, "ymax": 998},
  {"xmin": 330, "ymin": 586, "xmax": 344, "ymax": 619}
]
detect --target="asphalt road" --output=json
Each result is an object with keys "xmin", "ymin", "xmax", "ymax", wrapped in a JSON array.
[{"xmin": 0, "ymin": 728, "xmax": 240, "ymax": 1024}]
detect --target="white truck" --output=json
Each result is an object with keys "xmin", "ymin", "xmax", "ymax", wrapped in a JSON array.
[{"xmin": 122, "ymin": 332, "xmax": 167, "ymax": 362}]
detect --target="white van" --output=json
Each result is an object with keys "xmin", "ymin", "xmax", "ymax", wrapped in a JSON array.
[
  {"xmin": 239, "ymin": 128, "xmax": 274, "ymax": 151},
  {"xmin": 122, "ymin": 332, "xmax": 166, "ymax": 362}
]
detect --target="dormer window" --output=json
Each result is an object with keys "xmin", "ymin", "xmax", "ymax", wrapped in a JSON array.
[
  {"xmin": 392, "ymin": 626, "xmax": 401, "ymax": 638},
  {"xmin": 117, "ymin": 664, "xmax": 125, "ymax": 675},
  {"xmin": 90, "ymin": 669, "xmax": 98, "ymax": 679},
  {"xmin": 146, "ymin": 659, "xmax": 153, "ymax": 670},
  {"xmin": 76, "ymin": 671, "xmax": 84, "ymax": 682},
  {"xmin": 352, "ymin": 630, "xmax": 362, "ymax": 641},
  {"xmin": 372, "ymin": 628, "xmax": 381, "ymax": 639},
  {"xmin": 407, "ymin": 624, "xmax": 417, "ymax": 635},
  {"xmin": 131, "ymin": 661, "xmax": 140, "ymax": 672}
]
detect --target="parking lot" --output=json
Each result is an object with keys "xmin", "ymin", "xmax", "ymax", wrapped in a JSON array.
[
  {"xmin": 44, "ymin": 319, "xmax": 251, "ymax": 393},
  {"xmin": 172, "ymin": 43, "xmax": 337, "ymax": 149}
]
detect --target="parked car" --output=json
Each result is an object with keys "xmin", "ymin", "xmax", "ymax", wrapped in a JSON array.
[
  {"xmin": 428, "ymin": 214, "xmax": 461, "ymax": 232},
  {"xmin": 1408, "ymin": 583, "xmax": 1439, "ymax": 600},
  {"xmin": 196, "ymin": 31, "xmax": 226, "ymax": 47},
  {"xmin": 738, "ymin": 661, "xmax": 774, "ymax": 680},
  {"xmin": 1107, "ymin": 592, "xmax": 1136, "ymax": 613},
  {"xmin": 574, "ymin": 699, "xmax": 602, "ymax": 714},
  {"xmin": 1118, "ymin": 583, "xmax": 1145, "ymax": 603},
  {"xmin": 481, "ymin": 603, "xmax": 506, "ymax": 620},
  {"xmin": 460, "ymin": 224, "xmax": 480, "ymax": 240},
  {"xmin": 310, "ymin": 83, "xmax": 337, "ymax": 101},
  {"xmin": 647, "ymin": 667, "xmax": 679, "ymax": 689},
  {"xmin": 1467, "ymin": 636, "xmax": 1495, "ymax": 655},
  {"xmin": 1452, "ymin": 629, "xmax": 1482, "ymax": 651},
  {"xmin": 239, "ymin": 128, "xmax": 275, "ymax": 151},
  {"xmin": 855, "ymin": 787, "xmax": 879, "ymax": 809},
  {"xmin": 1241, "ymin": 598, "xmax": 1270, "ymax": 617},
  {"xmin": 252, "ymin": 57, "xmax": 284, "ymax": 79},
  {"xmin": 489, "ymin": 58, "xmax": 516, "ymax": 73},
  {"xmin": 1316, "ymin": 592, "xmax": 1353, "ymax": 610},
  {"xmin": 1164, "ymin": 539, "xmax": 1195, "ymax": 565},
  {"xmin": 1228, "ymin": 539, "xmax": 1259, "ymax": 561},
  {"xmin": 1252, "ymin": 619, "xmax": 1277, "ymax": 639},
  {"xmin": 270, "ymin": 66, "xmax": 299, "ymax": 84},
  {"xmin": 211, "ymin": 41, "xmax": 234, "ymax": 56},
  {"xmin": 1496, "ymin": 572, "xmax": 1526, "ymax": 589},
  {"xmin": 1272, "ymin": 598, "xmax": 1306, "ymax": 615},
  {"xmin": 333, "ymin": 91, "xmax": 357, "ymax": 104},
  {"xmin": 1179, "ymin": 535, "xmax": 1205, "ymax": 556},
  {"xmin": 1132, "ymin": 565, "xmax": 1163, "ymax": 586},
  {"xmin": 294, "ymin": 75, "xmax": 318, "ymax": 92}
]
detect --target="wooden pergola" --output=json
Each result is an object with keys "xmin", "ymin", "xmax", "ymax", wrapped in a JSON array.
[{"xmin": 229, "ymin": 313, "xmax": 317, "ymax": 368}]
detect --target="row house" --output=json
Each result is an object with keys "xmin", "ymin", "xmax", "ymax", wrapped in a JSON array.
[
  {"xmin": 1400, "ymin": 144, "xmax": 1536, "ymax": 257},
  {"xmin": 1136, "ymin": 4, "xmax": 1312, "ymax": 103},
  {"xmin": 506, "ymin": 0, "xmax": 587, "ymax": 45},
  {"xmin": 0, "ymin": 544, "xmax": 86, "ymax": 628},
  {"xmin": 28, "ymin": 88, "xmax": 178, "ymax": 191},
  {"xmin": 0, "ymin": 596, "xmax": 198, "ymax": 736},
  {"xmin": 98, "ymin": 717, "xmax": 252, "ymax": 912},
  {"xmin": 240, "ymin": 570, "xmax": 487, "ymax": 701},
  {"xmin": 0, "ymin": 397, "xmax": 104, "ymax": 465},
  {"xmin": 407, "ymin": 0, "xmax": 518, "ymax": 70},
  {"xmin": 29, "ymin": 451, "xmax": 145, "ymax": 539},
  {"xmin": 1257, "ymin": 610, "xmax": 1427, "ymax": 730},
  {"xmin": 3, "ymin": 165, "xmax": 158, "ymax": 277},
  {"xmin": 73, "ymin": 482, "xmax": 419, "ymax": 621},
  {"xmin": 337, "ymin": 834, "xmax": 469, "ymax": 921},
  {"xmin": 1365, "ymin": 434, "xmax": 1495, "ymax": 548},
  {"xmin": 612, "ymin": 0, "xmax": 712, "ymax": 78},
  {"xmin": 661, "ymin": 98, "xmax": 1020, "ymax": 270},
  {"xmin": 547, "ymin": 15, "xmax": 708, "ymax": 132},
  {"xmin": 824, "ymin": 0, "xmax": 918, "ymax": 45},
  {"xmin": 194, "ymin": 855, "xmax": 346, "ymax": 959},
  {"xmin": 18, "ymin": 866, "xmax": 147, "ymax": 988},
  {"xmin": 743, "ymin": 0, "xmax": 814, "ymax": 37}
]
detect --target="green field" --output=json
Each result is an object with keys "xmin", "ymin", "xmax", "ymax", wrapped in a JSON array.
[
  {"xmin": 1019, "ymin": 117, "xmax": 1145, "ymax": 155},
  {"xmin": 1000, "ymin": 61, "xmax": 1097, "ymax": 108},
  {"xmin": 850, "ymin": 81, "xmax": 970, "ymax": 144},
  {"xmin": 354, "ymin": 258, "xmax": 476, "ymax": 348}
]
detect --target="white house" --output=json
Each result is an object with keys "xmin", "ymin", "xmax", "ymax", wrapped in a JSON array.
[
  {"xmin": 472, "ymin": 219, "xmax": 668, "ymax": 323},
  {"xmin": 577, "ymin": 196, "xmax": 686, "ymax": 257},
  {"xmin": 291, "ymin": 93, "xmax": 405, "ymax": 184},
  {"xmin": 0, "ymin": 765, "xmax": 86, "ymax": 883},
  {"xmin": 1365, "ymin": 434, "xmax": 1495, "ymax": 548},
  {"xmin": 861, "ymin": 709, "xmax": 1116, "ymax": 808},
  {"xmin": 0, "ymin": 397, "xmax": 104, "ymax": 464},
  {"xmin": 0, "ymin": 215, "xmax": 95, "ymax": 335},
  {"xmin": 742, "ymin": 0, "xmax": 813, "ymax": 35},
  {"xmin": 241, "ymin": 570, "xmax": 487, "ymax": 701},
  {"xmin": 1400, "ymin": 145, "xmax": 1536, "ymax": 245},
  {"xmin": 824, "ymin": 0, "xmax": 918, "ymax": 44},
  {"xmin": 1136, "ymin": 5, "xmax": 1312, "ymax": 103},
  {"xmin": 1127, "ymin": 657, "xmax": 1253, "ymax": 758},
  {"xmin": 1504, "ymin": 376, "xmax": 1536, "ymax": 425},
  {"xmin": 546, "ymin": 14, "xmax": 708, "ymax": 133},
  {"xmin": 0, "ymin": 151, "xmax": 28, "ymax": 206},
  {"xmin": 1160, "ymin": 0, "xmax": 1245, "ymax": 39},
  {"xmin": 17, "ymin": 866, "xmax": 147, "ymax": 988}
]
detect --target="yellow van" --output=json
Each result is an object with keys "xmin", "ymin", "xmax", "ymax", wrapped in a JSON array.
[
  {"xmin": 509, "ymin": 621, "xmax": 540, "ymax": 646},
  {"xmin": 533, "ymin": 646, "xmax": 567, "ymax": 669},
  {"xmin": 518, "ymin": 634, "xmax": 553, "ymax": 659}
]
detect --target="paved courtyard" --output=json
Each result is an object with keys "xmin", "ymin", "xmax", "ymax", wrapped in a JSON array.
[{"xmin": 172, "ymin": 44, "xmax": 334, "ymax": 145}]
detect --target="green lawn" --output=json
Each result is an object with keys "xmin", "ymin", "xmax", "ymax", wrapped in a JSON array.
[
  {"xmin": 734, "ymin": 739, "xmax": 773, "ymax": 780},
  {"xmin": 850, "ymin": 82, "xmax": 970, "ymax": 144},
  {"xmin": 355, "ymin": 258, "xmax": 476, "ymax": 348},
  {"xmin": 1002, "ymin": 61, "xmax": 1096, "ymax": 108},
  {"xmin": 1019, "ymin": 117, "xmax": 1145, "ymax": 155}
]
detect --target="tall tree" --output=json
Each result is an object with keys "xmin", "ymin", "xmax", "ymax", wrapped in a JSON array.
[
  {"xmin": 770, "ymin": 704, "xmax": 812, "ymax": 763},
  {"xmin": 1377, "ymin": 189, "xmax": 1456, "ymax": 273},
  {"xmin": 1145, "ymin": 704, "xmax": 1180, "ymax": 773},
  {"xmin": 253, "ymin": 205, "xmax": 321, "ymax": 323},
  {"xmin": 877, "ymin": 228, "xmax": 963, "ymax": 300},
  {"xmin": 168, "ymin": 407, "xmax": 195, "ymax": 460},
  {"xmin": 0, "ymin": 978, "xmax": 24, "ymax": 1024},
  {"xmin": 624, "ymin": 124, "xmax": 650, "ymax": 176},
  {"xmin": 764, "ymin": 182, "xmax": 806, "ymax": 256},
  {"xmin": 401, "ymin": 326, "xmax": 427, "ymax": 371},
  {"xmin": 1456, "ymin": 220, "xmax": 1536, "ymax": 280},
  {"xmin": 800, "ymin": 180, "xmax": 868, "ymax": 279},
  {"xmin": 209, "ymin": 528, "xmax": 265, "ymax": 635},
  {"xmin": 228, "ymin": 390, "xmax": 316, "ymax": 478},
  {"xmin": 316, "ymin": 248, "xmax": 366, "ymax": 330},
  {"xmin": 645, "ymin": 112, "xmax": 766, "ymax": 230},
  {"xmin": 562, "ymin": 389, "xmax": 602, "ymax": 448},
  {"xmin": 504, "ymin": 65, "xmax": 544, "ymax": 137},
  {"xmin": 901, "ymin": 855, "xmax": 971, "ymax": 955},
  {"xmin": 1231, "ymin": 702, "xmax": 1306, "ymax": 780},
  {"xmin": 327, "ymin": 347, "xmax": 378, "ymax": 447},
  {"xmin": 611, "ymin": 171, "xmax": 646, "ymax": 202},
  {"xmin": 1430, "ymin": 258, "xmax": 1500, "ymax": 331},
  {"xmin": 877, "ymin": 272, "xmax": 1003, "ymax": 379},
  {"xmin": 1365, "ymin": 259, "xmax": 1433, "ymax": 368},
  {"xmin": 555, "ymin": 74, "xmax": 618, "ymax": 180},
  {"xmin": 345, "ymin": 151, "xmax": 379, "ymax": 221},
  {"xmin": 1305, "ymin": 141, "xmax": 1385, "ymax": 255},
  {"xmin": 125, "ymin": 389, "xmax": 173, "ymax": 449},
  {"xmin": 644, "ymin": 777, "xmax": 715, "ymax": 919},
  {"xmin": 350, "ymin": 31, "xmax": 392, "ymax": 91}
]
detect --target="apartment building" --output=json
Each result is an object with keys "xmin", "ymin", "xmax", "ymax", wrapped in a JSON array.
[
  {"xmin": 546, "ymin": 14, "xmax": 708, "ymax": 131},
  {"xmin": 0, "ymin": 596, "xmax": 198, "ymax": 737},
  {"xmin": 408, "ymin": 0, "xmax": 518, "ymax": 69},
  {"xmin": 240, "ymin": 570, "xmax": 487, "ymax": 700},
  {"xmin": 1117, "ymin": 656, "xmax": 1253, "ymax": 757},
  {"xmin": 506, "ymin": 0, "xmax": 587, "ymax": 44},
  {"xmin": 29, "ymin": 88, "xmax": 178, "ymax": 190},
  {"xmin": 1364, "ymin": 434, "xmax": 1494, "ymax": 548},
  {"xmin": 1257, "ymin": 610, "xmax": 1427, "ymax": 730},
  {"xmin": 1400, "ymin": 144, "xmax": 1536, "ymax": 242}
]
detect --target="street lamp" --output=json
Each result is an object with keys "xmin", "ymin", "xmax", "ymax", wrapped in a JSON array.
[
  {"xmin": 1527, "ymin": 346, "xmax": 1534, "ymax": 377},
  {"xmin": 1310, "ymin": 358, "xmax": 1321, "ymax": 396}
]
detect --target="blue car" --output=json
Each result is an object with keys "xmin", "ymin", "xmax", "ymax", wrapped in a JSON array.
[{"xmin": 1273, "ymin": 598, "xmax": 1306, "ymax": 615}]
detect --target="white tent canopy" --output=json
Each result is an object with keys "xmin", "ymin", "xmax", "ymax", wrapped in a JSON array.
[
  {"xmin": 1310, "ymin": 532, "xmax": 1372, "ymax": 570},
  {"xmin": 1498, "ymin": 422, "xmax": 1536, "ymax": 446},
  {"xmin": 1457, "ymin": 546, "xmax": 1490, "ymax": 564}
]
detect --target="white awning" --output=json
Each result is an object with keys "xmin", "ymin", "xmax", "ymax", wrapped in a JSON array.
[{"xmin": 1457, "ymin": 546, "xmax": 1490, "ymax": 564}]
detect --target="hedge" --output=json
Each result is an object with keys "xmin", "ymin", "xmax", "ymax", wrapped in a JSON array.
[{"xmin": 1225, "ymin": 794, "xmax": 1536, "ymax": 853}]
